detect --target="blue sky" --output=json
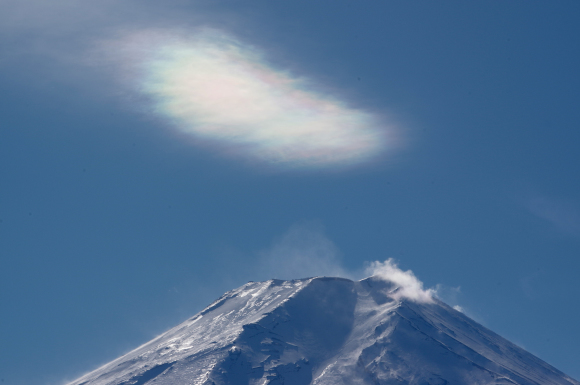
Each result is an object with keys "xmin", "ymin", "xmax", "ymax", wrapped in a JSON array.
[{"xmin": 1, "ymin": 1, "xmax": 579, "ymax": 383}]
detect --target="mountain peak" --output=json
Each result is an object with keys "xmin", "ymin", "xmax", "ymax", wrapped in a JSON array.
[{"xmin": 69, "ymin": 277, "xmax": 578, "ymax": 385}]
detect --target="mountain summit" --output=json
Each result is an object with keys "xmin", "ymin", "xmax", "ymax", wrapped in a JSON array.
[{"xmin": 69, "ymin": 276, "xmax": 579, "ymax": 385}]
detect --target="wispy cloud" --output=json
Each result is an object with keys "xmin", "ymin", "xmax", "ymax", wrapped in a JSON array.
[
  {"xmin": 526, "ymin": 195, "xmax": 580, "ymax": 236},
  {"xmin": 101, "ymin": 28, "xmax": 395, "ymax": 169},
  {"xmin": 2, "ymin": 0, "xmax": 399, "ymax": 170},
  {"xmin": 519, "ymin": 272, "xmax": 541, "ymax": 300}
]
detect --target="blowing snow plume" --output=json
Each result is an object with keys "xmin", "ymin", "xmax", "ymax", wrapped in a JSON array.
[
  {"xmin": 366, "ymin": 259, "xmax": 435, "ymax": 303},
  {"xmin": 258, "ymin": 222, "xmax": 348, "ymax": 280},
  {"xmin": 253, "ymin": 224, "xmax": 434, "ymax": 303},
  {"xmin": 103, "ymin": 28, "xmax": 395, "ymax": 169}
]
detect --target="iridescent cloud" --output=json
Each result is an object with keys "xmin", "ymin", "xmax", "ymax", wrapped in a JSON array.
[{"xmin": 112, "ymin": 29, "xmax": 394, "ymax": 168}]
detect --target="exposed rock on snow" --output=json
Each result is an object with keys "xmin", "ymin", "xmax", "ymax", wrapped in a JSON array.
[{"xmin": 68, "ymin": 276, "xmax": 579, "ymax": 385}]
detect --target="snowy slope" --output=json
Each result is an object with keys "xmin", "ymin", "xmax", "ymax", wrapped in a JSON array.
[{"xmin": 68, "ymin": 276, "xmax": 579, "ymax": 385}]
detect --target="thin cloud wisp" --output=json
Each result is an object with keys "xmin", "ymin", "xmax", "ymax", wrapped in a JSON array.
[{"xmin": 108, "ymin": 29, "xmax": 393, "ymax": 169}]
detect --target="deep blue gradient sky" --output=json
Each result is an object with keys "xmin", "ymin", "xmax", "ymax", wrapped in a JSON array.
[{"xmin": 1, "ymin": 1, "xmax": 579, "ymax": 383}]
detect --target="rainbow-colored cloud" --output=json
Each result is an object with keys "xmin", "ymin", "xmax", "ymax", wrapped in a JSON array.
[{"xmin": 115, "ymin": 29, "xmax": 392, "ymax": 168}]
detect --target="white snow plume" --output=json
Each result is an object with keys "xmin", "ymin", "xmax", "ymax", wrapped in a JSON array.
[
  {"xmin": 366, "ymin": 259, "xmax": 435, "ymax": 303},
  {"xmin": 433, "ymin": 283, "xmax": 462, "ymax": 306},
  {"xmin": 101, "ymin": 28, "xmax": 393, "ymax": 169},
  {"xmin": 259, "ymin": 222, "xmax": 348, "ymax": 280}
]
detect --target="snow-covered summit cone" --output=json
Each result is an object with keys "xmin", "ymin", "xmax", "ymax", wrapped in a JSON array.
[{"xmin": 69, "ymin": 276, "xmax": 579, "ymax": 385}]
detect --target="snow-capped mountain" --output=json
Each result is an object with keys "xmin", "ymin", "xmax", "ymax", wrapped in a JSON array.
[{"xmin": 68, "ymin": 276, "xmax": 579, "ymax": 385}]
